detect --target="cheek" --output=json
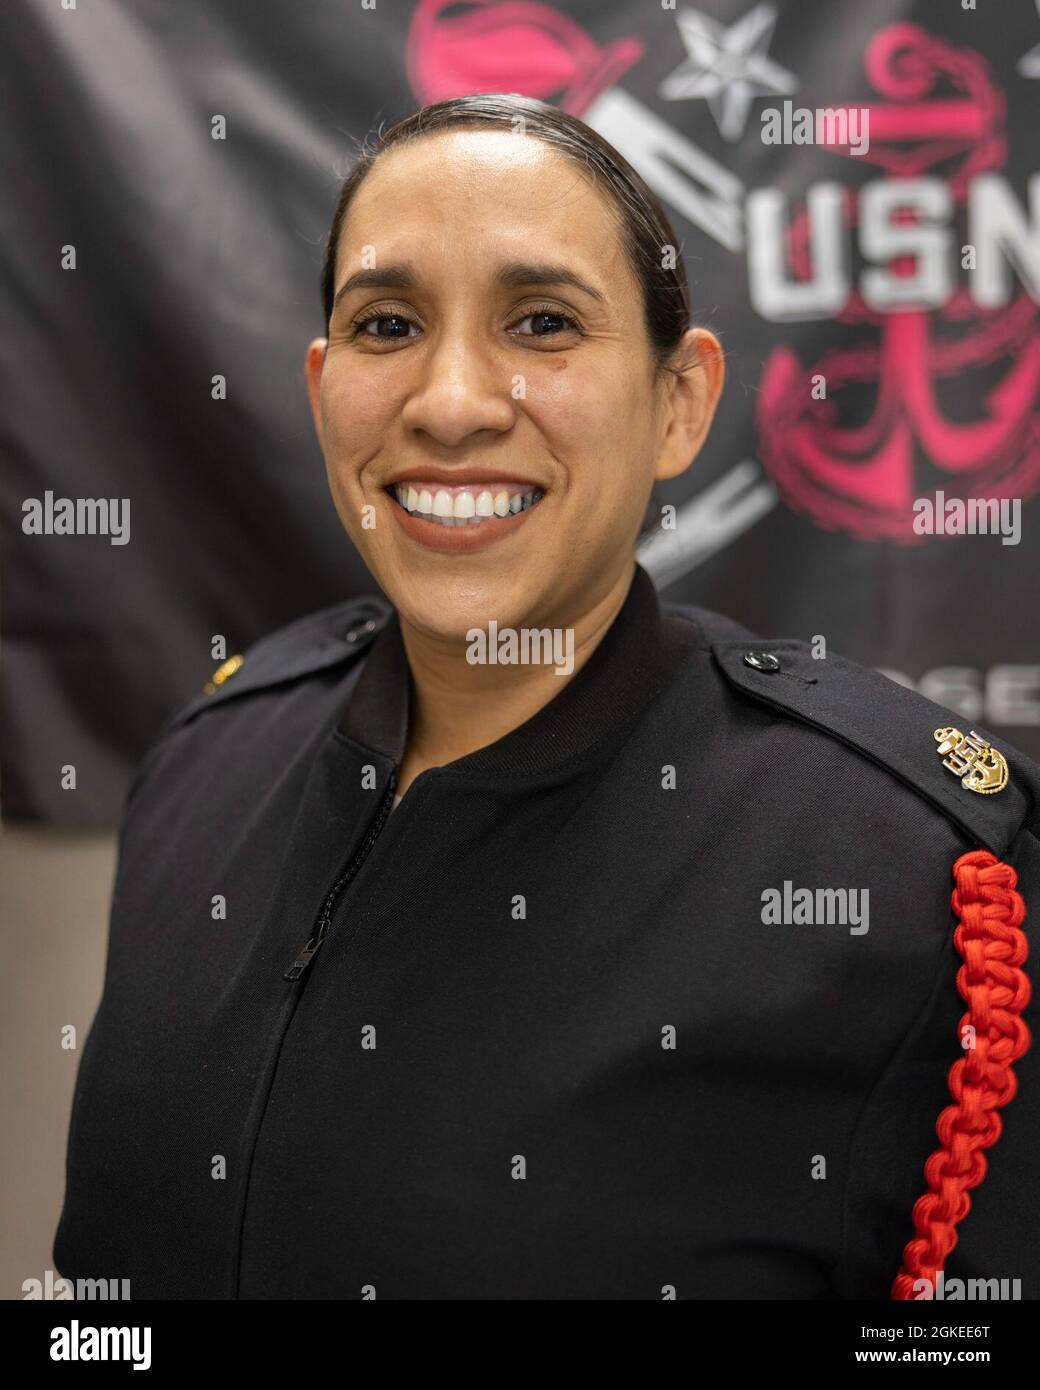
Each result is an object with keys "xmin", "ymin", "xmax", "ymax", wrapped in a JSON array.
[
  {"xmin": 539, "ymin": 358, "xmax": 647, "ymax": 447},
  {"xmin": 320, "ymin": 363, "xmax": 398, "ymax": 463},
  {"xmin": 533, "ymin": 365, "xmax": 652, "ymax": 515},
  {"xmin": 531, "ymin": 360, "xmax": 605, "ymax": 441}
]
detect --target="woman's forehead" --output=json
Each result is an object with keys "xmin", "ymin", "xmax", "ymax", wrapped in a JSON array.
[{"xmin": 337, "ymin": 134, "xmax": 626, "ymax": 290}]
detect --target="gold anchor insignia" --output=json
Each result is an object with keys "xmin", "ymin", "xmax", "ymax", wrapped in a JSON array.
[
  {"xmin": 202, "ymin": 654, "xmax": 244, "ymax": 695},
  {"xmin": 934, "ymin": 726, "xmax": 1009, "ymax": 795}
]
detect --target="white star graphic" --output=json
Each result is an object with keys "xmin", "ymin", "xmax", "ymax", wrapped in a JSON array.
[
  {"xmin": 1018, "ymin": 0, "xmax": 1040, "ymax": 77},
  {"xmin": 660, "ymin": 2, "xmax": 799, "ymax": 142}
]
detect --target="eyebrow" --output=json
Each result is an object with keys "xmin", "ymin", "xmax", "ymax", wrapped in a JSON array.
[{"xmin": 332, "ymin": 260, "xmax": 607, "ymax": 314}]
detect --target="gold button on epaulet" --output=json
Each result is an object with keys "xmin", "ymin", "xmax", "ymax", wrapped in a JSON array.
[{"xmin": 202, "ymin": 654, "xmax": 244, "ymax": 696}]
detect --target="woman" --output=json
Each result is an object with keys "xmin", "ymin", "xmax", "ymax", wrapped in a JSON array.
[{"xmin": 55, "ymin": 94, "xmax": 1039, "ymax": 1301}]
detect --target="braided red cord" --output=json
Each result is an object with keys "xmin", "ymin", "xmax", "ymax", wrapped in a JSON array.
[{"xmin": 891, "ymin": 849, "xmax": 1032, "ymax": 1299}]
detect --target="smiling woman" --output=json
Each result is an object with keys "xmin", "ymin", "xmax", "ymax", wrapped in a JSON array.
[
  {"xmin": 53, "ymin": 94, "xmax": 1040, "ymax": 1302},
  {"xmin": 304, "ymin": 95, "xmax": 723, "ymax": 798}
]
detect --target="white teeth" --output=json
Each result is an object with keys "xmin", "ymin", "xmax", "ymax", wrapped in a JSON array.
[{"xmin": 390, "ymin": 484, "xmax": 545, "ymax": 526}]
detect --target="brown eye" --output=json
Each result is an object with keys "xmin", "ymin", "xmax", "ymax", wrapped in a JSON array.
[
  {"xmin": 511, "ymin": 309, "xmax": 580, "ymax": 338},
  {"xmin": 352, "ymin": 313, "xmax": 417, "ymax": 341}
]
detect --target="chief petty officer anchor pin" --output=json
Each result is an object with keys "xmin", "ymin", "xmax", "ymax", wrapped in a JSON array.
[{"xmin": 934, "ymin": 726, "xmax": 1010, "ymax": 795}]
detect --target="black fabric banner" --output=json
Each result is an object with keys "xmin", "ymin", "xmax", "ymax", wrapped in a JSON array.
[{"xmin": 3, "ymin": 0, "xmax": 1038, "ymax": 823}]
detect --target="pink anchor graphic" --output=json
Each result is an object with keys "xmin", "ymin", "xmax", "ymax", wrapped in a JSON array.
[{"xmin": 757, "ymin": 24, "xmax": 1040, "ymax": 541}]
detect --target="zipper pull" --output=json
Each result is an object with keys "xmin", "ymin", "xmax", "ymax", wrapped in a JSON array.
[{"xmin": 284, "ymin": 933, "xmax": 324, "ymax": 982}]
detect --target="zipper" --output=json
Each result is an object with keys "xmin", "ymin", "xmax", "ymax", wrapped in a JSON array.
[{"xmin": 283, "ymin": 768, "xmax": 398, "ymax": 981}]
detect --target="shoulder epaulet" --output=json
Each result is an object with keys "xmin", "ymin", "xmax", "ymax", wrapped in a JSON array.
[
  {"xmin": 708, "ymin": 634, "xmax": 1040, "ymax": 857},
  {"xmin": 165, "ymin": 594, "xmax": 393, "ymax": 734}
]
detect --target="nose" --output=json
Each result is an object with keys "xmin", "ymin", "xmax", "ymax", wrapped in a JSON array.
[{"xmin": 398, "ymin": 329, "xmax": 517, "ymax": 448}]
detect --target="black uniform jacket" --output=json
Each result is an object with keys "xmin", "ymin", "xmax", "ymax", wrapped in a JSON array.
[{"xmin": 54, "ymin": 563, "xmax": 1040, "ymax": 1299}]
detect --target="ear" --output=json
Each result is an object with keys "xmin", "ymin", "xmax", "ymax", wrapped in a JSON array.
[
  {"xmin": 654, "ymin": 327, "xmax": 725, "ymax": 483},
  {"xmin": 304, "ymin": 337, "xmax": 329, "ymax": 449}
]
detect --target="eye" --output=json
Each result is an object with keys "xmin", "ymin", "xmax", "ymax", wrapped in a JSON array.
[
  {"xmin": 350, "ymin": 311, "xmax": 418, "ymax": 342},
  {"xmin": 510, "ymin": 305, "xmax": 582, "ymax": 339}
]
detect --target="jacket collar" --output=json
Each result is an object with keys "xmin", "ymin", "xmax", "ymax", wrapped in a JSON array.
[{"xmin": 336, "ymin": 562, "xmax": 701, "ymax": 778}]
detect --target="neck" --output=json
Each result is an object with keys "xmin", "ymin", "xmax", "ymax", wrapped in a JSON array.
[{"xmin": 397, "ymin": 559, "xmax": 636, "ymax": 776}]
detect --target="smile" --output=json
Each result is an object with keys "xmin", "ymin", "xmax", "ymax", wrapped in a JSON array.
[
  {"xmin": 382, "ymin": 479, "xmax": 547, "ymax": 553},
  {"xmin": 385, "ymin": 483, "xmax": 545, "ymax": 527}
]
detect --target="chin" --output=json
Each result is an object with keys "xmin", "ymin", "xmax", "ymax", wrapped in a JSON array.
[{"xmin": 392, "ymin": 573, "xmax": 544, "ymax": 644}]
